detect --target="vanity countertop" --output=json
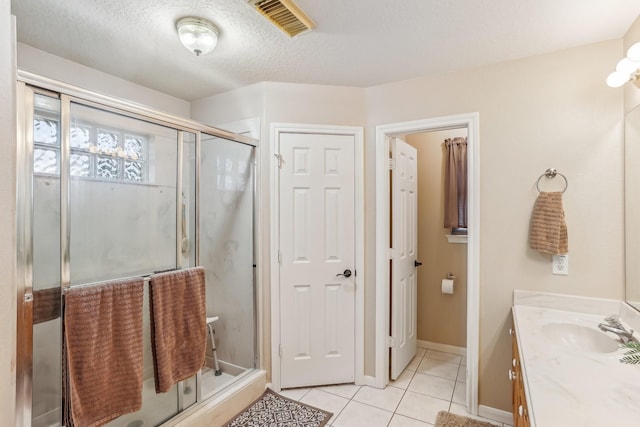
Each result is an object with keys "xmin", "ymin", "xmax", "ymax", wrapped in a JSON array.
[{"xmin": 512, "ymin": 290, "xmax": 640, "ymax": 427}]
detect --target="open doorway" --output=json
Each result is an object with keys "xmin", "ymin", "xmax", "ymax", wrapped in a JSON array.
[
  {"xmin": 402, "ymin": 128, "xmax": 468, "ymax": 353},
  {"xmin": 375, "ymin": 113, "xmax": 480, "ymax": 415}
]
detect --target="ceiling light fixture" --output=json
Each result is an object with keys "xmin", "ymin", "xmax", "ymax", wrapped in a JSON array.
[
  {"xmin": 176, "ymin": 17, "xmax": 219, "ymax": 56},
  {"xmin": 606, "ymin": 42, "xmax": 640, "ymax": 88}
]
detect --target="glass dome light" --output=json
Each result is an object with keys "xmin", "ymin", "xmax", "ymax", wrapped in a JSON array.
[
  {"xmin": 627, "ymin": 42, "xmax": 640, "ymax": 62},
  {"xmin": 176, "ymin": 17, "xmax": 219, "ymax": 56},
  {"xmin": 606, "ymin": 71, "xmax": 629, "ymax": 88},
  {"xmin": 616, "ymin": 58, "xmax": 640, "ymax": 75}
]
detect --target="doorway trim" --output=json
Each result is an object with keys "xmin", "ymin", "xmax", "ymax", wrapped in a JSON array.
[
  {"xmin": 375, "ymin": 113, "xmax": 480, "ymax": 415},
  {"xmin": 269, "ymin": 123, "xmax": 365, "ymax": 391}
]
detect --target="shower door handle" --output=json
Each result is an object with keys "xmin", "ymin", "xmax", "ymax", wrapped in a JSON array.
[{"xmin": 336, "ymin": 269, "xmax": 352, "ymax": 278}]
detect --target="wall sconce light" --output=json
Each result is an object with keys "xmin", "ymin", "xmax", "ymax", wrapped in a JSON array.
[
  {"xmin": 176, "ymin": 17, "xmax": 219, "ymax": 56},
  {"xmin": 607, "ymin": 42, "xmax": 640, "ymax": 88}
]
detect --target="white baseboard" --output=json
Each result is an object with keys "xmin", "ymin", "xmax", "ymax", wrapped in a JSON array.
[
  {"xmin": 418, "ymin": 340, "xmax": 467, "ymax": 357},
  {"xmin": 478, "ymin": 405, "xmax": 513, "ymax": 425}
]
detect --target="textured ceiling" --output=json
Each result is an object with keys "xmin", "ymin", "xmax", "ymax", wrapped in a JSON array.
[{"xmin": 11, "ymin": 0, "xmax": 640, "ymax": 101}]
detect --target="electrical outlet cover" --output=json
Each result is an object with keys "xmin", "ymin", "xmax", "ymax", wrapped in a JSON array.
[{"xmin": 552, "ymin": 254, "xmax": 569, "ymax": 275}]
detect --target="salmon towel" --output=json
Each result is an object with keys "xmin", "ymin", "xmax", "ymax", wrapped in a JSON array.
[
  {"xmin": 529, "ymin": 191, "xmax": 569, "ymax": 255},
  {"xmin": 64, "ymin": 278, "xmax": 144, "ymax": 427},
  {"xmin": 149, "ymin": 266, "xmax": 207, "ymax": 393}
]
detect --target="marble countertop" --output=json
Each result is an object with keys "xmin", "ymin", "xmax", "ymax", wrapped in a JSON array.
[{"xmin": 512, "ymin": 290, "xmax": 640, "ymax": 427}]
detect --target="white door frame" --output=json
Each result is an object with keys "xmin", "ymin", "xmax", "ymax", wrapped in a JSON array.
[
  {"xmin": 375, "ymin": 113, "xmax": 480, "ymax": 415},
  {"xmin": 270, "ymin": 123, "xmax": 365, "ymax": 391}
]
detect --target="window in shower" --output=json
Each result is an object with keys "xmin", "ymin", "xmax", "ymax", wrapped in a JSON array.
[{"xmin": 33, "ymin": 108, "xmax": 150, "ymax": 182}]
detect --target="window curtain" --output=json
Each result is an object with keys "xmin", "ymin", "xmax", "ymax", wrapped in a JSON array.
[{"xmin": 444, "ymin": 137, "xmax": 468, "ymax": 229}]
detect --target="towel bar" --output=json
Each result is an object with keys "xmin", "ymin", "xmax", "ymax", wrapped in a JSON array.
[{"xmin": 536, "ymin": 168, "xmax": 568, "ymax": 193}]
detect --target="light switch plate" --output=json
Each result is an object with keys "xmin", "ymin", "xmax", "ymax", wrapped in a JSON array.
[{"xmin": 552, "ymin": 254, "xmax": 569, "ymax": 275}]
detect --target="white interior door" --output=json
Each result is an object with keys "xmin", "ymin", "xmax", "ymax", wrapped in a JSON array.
[
  {"xmin": 390, "ymin": 137, "xmax": 418, "ymax": 380},
  {"xmin": 278, "ymin": 132, "xmax": 356, "ymax": 388}
]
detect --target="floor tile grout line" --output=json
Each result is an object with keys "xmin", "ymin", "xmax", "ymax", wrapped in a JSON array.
[
  {"xmin": 386, "ymin": 373, "xmax": 412, "ymax": 426},
  {"xmin": 383, "ymin": 350, "xmax": 426, "ymax": 426},
  {"xmin": 308, "ymin": 348, "xmax": 473, "ymax": 426}
]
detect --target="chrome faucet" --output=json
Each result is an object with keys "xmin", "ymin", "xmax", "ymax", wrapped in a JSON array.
[{"xmin": 598, "ymin": 314, "xmax": 636, "ymax": 344}]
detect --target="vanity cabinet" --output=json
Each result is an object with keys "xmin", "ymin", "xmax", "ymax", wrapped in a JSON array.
[{"xmin": 509, "ymin": 327, "xmax": 530, "ymax": 427}]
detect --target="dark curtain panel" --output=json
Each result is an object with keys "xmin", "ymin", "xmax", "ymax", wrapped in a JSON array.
[{"xmin": 444, "ymin": 137, "xmax": 468, "ymax": 229}]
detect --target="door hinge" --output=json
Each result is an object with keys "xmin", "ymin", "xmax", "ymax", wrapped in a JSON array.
[
  {"xmin": 279, "ymin": 344, "xmax": 283, "ymax": 357},
  {"xmin": 387, "ymin": 336, "xmax": 396, "ymax": 348},
  {"xmin": 388, "ymin": 248, "xmax": 395, "ymax": 260},
  {"xmin": 274, "ymin": 153, "xmax": 283, "ymax": 169},
  {"xmin": 388, "ymin": 158, "xmax": 394, "ymax": 170}
]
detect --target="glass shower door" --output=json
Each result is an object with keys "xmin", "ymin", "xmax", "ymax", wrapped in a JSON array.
[
  {"xmin": 31, "ymin": 92, "xmax": 63, "ymax": 427},
  {"xmin": 18, "ymin": 80, "xmax": 258, "ymax": 427},
  {"xmin": 199, "ymin": 134, "xmax": 256, "ymax": 398},
  {"xmin": 67, "ymin": 102, "xmax": 183, "ymax": 426}
]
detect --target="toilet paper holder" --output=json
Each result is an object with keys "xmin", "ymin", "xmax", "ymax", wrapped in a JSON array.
[{"xmin": 447, "ymin": 272, "xmax": 455, "ymax": 280}]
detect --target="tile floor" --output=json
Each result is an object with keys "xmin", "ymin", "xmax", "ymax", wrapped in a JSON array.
[{"xmin": 279, "ymin": 346, "xmax": 513, "ymax": 427}]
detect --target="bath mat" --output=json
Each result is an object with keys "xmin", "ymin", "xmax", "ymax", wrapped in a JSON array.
[
  {"xmin": 224, "ymin": 388, "xmax": 332, "ymax": 427},
  {"xmin": 435, "ymin": 411, "xmax": 501, "ymax": 427}
]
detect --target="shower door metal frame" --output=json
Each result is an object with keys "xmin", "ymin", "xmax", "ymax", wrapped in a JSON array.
[
  {"xmin": 15, "ymin": 81, "xmax": 36, "ymax": 427},
  {"xmin": 15, "ymin": 71, "xmax": 259, "ymax": 427}
]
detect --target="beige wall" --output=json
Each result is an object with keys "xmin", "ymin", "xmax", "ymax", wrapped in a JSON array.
[
  {"xmin": 625, "ymin": 15, "xmax": 640, "ymax": 113},
  {"xmin": 406, "ymin": 129, "xmax": 468, "ymax": 348},
  {"xmin": 17, "ymin": 44, "xmax": 191, "ymax": 117},
  {"xmin": 367, "ymin": 40, "xmax": 624, "ymax": 410},
  {"xmin": 1, "ymin": 4, "xmax": 16, "ymax": 426},
  {"xmin": 193, "ymin": 40, "xmax": 624, "ymax": 411},
  {"xmin": 190, "ymin": 82, "xmax": 265, "ymax": 127}
]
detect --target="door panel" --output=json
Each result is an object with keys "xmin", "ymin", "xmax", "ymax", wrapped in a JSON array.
[
  {"xmin": 279, "ymin": 132, "xmax": 356, "ymax": 388},
  {"xmin": 391, "ymin": 137, "xmax": 418, "ymax": 380}
]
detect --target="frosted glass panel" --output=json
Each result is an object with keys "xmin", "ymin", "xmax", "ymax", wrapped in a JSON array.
[
  {"xmin": 69, "ymin": 102, "xmax": 178, "ymax": 285},
  {"xmin": 31, "ymin": 94, "xmax": 62, "ymax": 427},
  {"xmin": 200, "ymin": 135, "xmax": 255, "ymax": 371}
]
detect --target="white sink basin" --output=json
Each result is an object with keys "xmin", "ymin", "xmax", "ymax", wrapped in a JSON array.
[{"xmin": 541, "ymin": 323, "xmax": 620, "ymax": 353}]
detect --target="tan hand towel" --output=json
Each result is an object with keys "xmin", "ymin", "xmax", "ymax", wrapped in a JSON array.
[
  {"xmin": 64, "ymin": 278, "xmax": 144, "ymax": 427},
  {"xmin": 149, "ymin": 266, "xmax": 207, "ymax": 393},
  {"xmin": 529, "ymin": 191, "xmax": 569, "ymax": 255}
]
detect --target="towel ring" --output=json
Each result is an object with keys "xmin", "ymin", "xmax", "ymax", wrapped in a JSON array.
[{"xmin": 536, "ymin": 168, "xmax": 568, "ymax": 193}]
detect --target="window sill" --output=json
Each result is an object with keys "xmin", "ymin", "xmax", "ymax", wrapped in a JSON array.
[{"xmin": 446, "ymin": 234, "xmax": 468, "ymax": 244}]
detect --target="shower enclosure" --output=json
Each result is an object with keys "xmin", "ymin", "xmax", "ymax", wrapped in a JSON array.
[{"xmin": 15, "ymin": 74, "xmax": 258, "ymax": 427}]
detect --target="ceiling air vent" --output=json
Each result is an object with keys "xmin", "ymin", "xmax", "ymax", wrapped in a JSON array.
[{"xmin": 248, "ymin": 0, "xmax": 316, "ymax": 37}]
